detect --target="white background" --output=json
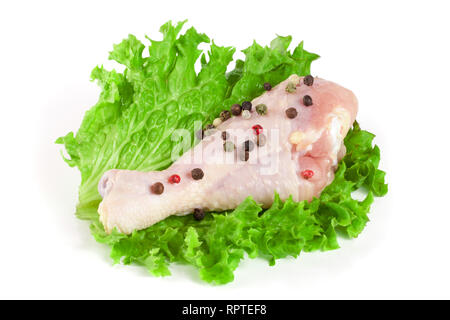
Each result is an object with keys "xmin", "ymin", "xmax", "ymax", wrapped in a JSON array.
[{"xmin": 1, "ymin": 0, "xmax": 449, "ymax": 299}]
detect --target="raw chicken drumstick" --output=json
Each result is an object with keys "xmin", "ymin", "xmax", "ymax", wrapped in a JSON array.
[{"xmin": 98, "ymin": 75, "xmax": 358, "ymax": 234}]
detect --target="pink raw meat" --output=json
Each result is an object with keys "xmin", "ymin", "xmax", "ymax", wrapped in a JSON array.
[{"xmin": 98, "ymin": 75, "xmax": 358, "ymax": 234}]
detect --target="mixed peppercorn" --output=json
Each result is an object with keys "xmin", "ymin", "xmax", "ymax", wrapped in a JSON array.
[
  {"xmin": 241, "ymin": 110, "xmax": 251, "ymax": 120},
  {"xmin": 242, "ymin": 101, "xmax": 252, "ymax": 111},
  {"xmin": 285, "ymin": 107, "xmax": 298, "ymax": 119},
  {"xmin": 150, "ymin": 182, "xmax": 164, "ymax": 195},
  {"xmin": 303, "ymin": 75, "xmax": 314, "ymax": 86},
  {"xmin": 301, "ymin": 169, "xmax": 314, "ymax": 180},
  {"xmin": 168, "ymin": 174, "xmax": 181, "ymax": 184},
  {"xmin": 150, "ymin": 76, "xmax": 317, "ymax": 217},
  {"xmin": 191, "ymin": 168, "xmax": 204, "ymax": 180},
  {"xmin": 231, "ymin": 104, "xmax": 242, "ymax": 116},
  {"xmin": 303, "ymin": 95, "xmax": 313, "ymax": 106},
  {"xmin": 255, "ymin": 104, "xmax": 267, "ymax": 115},
  {"xmin": 193, "ymin": 208, "xmax": 205, "ymax": 221}
]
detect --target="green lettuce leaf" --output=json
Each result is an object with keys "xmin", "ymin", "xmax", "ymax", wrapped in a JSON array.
[{"xmin": 57, "ymin": 21, "xmax": 387, "ymax": 284}]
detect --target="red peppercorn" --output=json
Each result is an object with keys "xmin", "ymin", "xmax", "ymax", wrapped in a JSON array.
[
  {"xmin": 301, "ymin": 170, "xmax": 314, "ymax": 179},
  {"xmin": 252, "ymin": 124, "xmax": 263, "ymax": 135},
  {"xmin": 168, "ymin": 174, "xmax": 181, "ymax": 184}
]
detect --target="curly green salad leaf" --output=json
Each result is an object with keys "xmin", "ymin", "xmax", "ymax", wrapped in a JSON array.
[{"xmin": 57, "ymin": 21, "xmax": 387, "ymax": 284}]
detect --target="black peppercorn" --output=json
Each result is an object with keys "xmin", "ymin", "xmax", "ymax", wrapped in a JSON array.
[
  {"xmin": 231, "ymin": 104, "xmax": 242, "ymax": 116},
  {"xmin": 193, "ymin": 208, "xmax": 205, "ymax": 221},
  {"xmin": 150, "ymin": 182, "xmax": 164, "ymax": 195},
  {"xmin": 263, "ymin": 82, "xmax": 272, "ymax": 91},
  {"xmin": 303, "ymin": 75, "xmax": 314, "ymax": 86},
  {"xmin": 191, "ymin": 168, "xmax": 204, "ymax": 180},
  {"xmin": 222, "ymin": 131, "xmax": 229, "ymax": 140},
  {"xmin": 220, "ymin": 110, "xmax": 231, "ymax": 121},
  {"xmin": 242, "ymin": 101, "xmax": 252, "ymax": 111},
  {"xmin": 303, "ymin": 95, "xmax": 313, "ymax": 106},
  {"xmin": 286, "ymin": 107, "xmax": 298, "ymax": 119},
  {"xmin": 243, "ymin": 140, "xmax": 255, "ymax": 152}
]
